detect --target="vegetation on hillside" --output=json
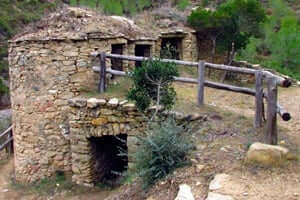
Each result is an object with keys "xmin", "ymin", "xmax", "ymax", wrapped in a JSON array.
[
  {"xmin": 188, "ymin": 0, "xmax": 266, "ymax": 65},
  {"xmin": 69, "ymin": 0, "xmax": 190, "ymax": 15},
  {"xmin": 0, "ymin": 0, "xmax": 57, "ymax": 94},
  {"xmin": 238, "ymin": 0, "xmax": 300, "ymax": 80}
]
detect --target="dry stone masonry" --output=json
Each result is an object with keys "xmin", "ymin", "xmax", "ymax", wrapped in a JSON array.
[{"xmin": 8, "ymin": 7, "xmax": 200, "ymax": 185}]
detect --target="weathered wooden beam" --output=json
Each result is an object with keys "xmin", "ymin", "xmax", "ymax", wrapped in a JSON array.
[
  {"xmin": 94, "ymin": 66, "xmax": 291, "ymax": 122},
  {"xmin": 93, "ymin": 67, "xmax": 256, "ymax": 95},
  {"xmin": 205, "ymin": 63, "xmax": 257, "ymax": 75},
  {"xmin": 263, "ymin": 71, "xmax": 292, "ymax": 88},
  {"xmin": 106, "ymin": 53, "xmax": 198, "ymax": 66},
  {"xmin": 277, "ymin": 103, "xmax": 291, "ymax": 121},
  {"xmin": 197, "ymin": 61, "xmax": 205, "ymax": 106},
  {"xmin": 0, "ymin": 137, "xmax": 13, "ymax": 151},
  {"xmin": 0, "ymin": 125, "xmax": 12, "ymax": 139},
  {"xmin": 98, "ymin": 53, "xmax": 107, "ymax": 93},
  {"xmin": 106, "ymin": 68, "xmax": 127, "ymax": 76},
  {"xmin": 92, "ymin": 52, "xmax": 292, "ymax": 87},
  {"xmin": 205, "ymin": 81, "xmax": 256, "ymax": 96},
  {"xmin": 266, "ymin": 77, "xmax": 278, "ymax": 145},
  {"xmin": 255, "ymin": 71, "xmax": 264, "ymax": 128}
]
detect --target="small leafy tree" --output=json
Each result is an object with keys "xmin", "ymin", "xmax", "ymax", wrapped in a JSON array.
[
  {"xmin": 132, "ymin": 117, "xmax": 194, "ymax": 188},
  {"xmin": 127, "ymin": 60, "xmax": 178, "ymax": 116}
]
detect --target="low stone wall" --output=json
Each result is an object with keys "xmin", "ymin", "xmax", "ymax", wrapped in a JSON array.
[
  {"xmin": 68, "ymin": 97, "xmax": 205, "ymax": 186},
  {"xmin": 68, "ymin": 97, "xmax": 144, "ymax": 186}
]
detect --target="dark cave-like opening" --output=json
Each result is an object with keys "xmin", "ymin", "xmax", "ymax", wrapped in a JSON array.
[{"xmin": 89, "ymin": 134, "xmax": 128, "ymax": 184}]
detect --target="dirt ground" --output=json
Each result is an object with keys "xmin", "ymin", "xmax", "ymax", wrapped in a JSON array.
[{"xmin": 0, "ymin": 84, "xmax": 299, "ymax": 200}]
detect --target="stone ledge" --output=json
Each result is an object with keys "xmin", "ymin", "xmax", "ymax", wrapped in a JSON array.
[{"xmin": 68, "ymin": 97, "xmax": 208, "ymax": 123}]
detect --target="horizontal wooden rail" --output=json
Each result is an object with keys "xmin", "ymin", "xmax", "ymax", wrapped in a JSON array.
[
  {"xmin": 0, "ymin": 125, "xmax": 12, "ymax": 139},
  {"xmin": 91, "ymin": 52, "xmax": 291, "ymax": 88},
  {"xmin": 96, "ymin": 67, "xmax": 255, "ymax": 95},
  {"xmin": 0, "ymin": 137, "xmax": 13, "ymax": 151},
  {"xmin": 94, "ymin": 67, "xmax": 291, "ymax": 121}
]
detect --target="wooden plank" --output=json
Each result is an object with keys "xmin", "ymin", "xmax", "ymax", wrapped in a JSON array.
[
  {"xmin": 197, "ymin": 61, "xmax": 205, "ymax": 106},
  {"xmin": 106, "ymin": 68, "xmax": 127, "ymax": 76},
  {"xmin": 98, "ymin": 53, "xmax": 107, "ymax": 93},
  {"xmin": 0, "ymin": 125, "xmax": 12, "ymax": 139},
  {"xmin": 204, "ymin": 80, "xmax": 256, "ymax": 96},
  {"xmin": 277, "ymin": 103, "xmax": 291, "ymax": 121},
  {"xmin": 255, "ymin": 71, "xmax": 264, "ymax": 128},
  {"xmin": 0, "ymin": 137, "xmax": 13, "ymax": 151},
  {"xmin": 205, "ymin": 63, "xmax": 256, "ymax": 75},
  {"xmin": 266, "ymin": 77, "xmax": 278, "ymax": 145},
  {"xmin": 263, "ymin": 71, "xmax": 291, "ymax": 88}
]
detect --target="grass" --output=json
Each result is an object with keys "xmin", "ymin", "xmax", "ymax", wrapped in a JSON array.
[
  {"xmin": 11, "ymin": 171, "xmax": 75, "ymax": 196},
  {"xmin": 80, "ymin": 76, "xmax": 132, "ymax": 99}
]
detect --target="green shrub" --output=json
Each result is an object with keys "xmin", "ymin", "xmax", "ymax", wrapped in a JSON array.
[
  {"xmin": 127, "ymin": 60, "xmax": 178, "ymax": 112},
  {"xmin": 177, "ymin": 0, "xmax": 190, "ymax": 11},
  {"xmin": 132, "ymin": 117, "xmax": 194, "ymax": 188}
]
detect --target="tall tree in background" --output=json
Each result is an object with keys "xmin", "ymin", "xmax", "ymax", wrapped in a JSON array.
[
  {"xmin": 188, "ymin": 8, "xmax": 226, "ymax": 63},
  {"xmin": 188, "ymin": 0, "xmax": 265, "ymax": 66}
]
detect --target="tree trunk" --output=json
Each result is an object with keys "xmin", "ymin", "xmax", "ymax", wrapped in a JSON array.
[
  {"xmin": 222, "ymin": 42, "xmax": 236, "ymax": 82},
  {"xmin": 211, "ymin": 37, "xmax": 216, "ymax": 64},
  {"xmin": 208, "ymin": 37, "xmax": 216, "ymax": 77},
  {"xmin": 96, "ymin": 0, "xmax": 100, "ymax": 8}
]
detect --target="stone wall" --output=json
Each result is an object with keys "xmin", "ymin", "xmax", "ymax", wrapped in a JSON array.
[
  {"xmin": 8, "ymin": 38, "xmax": 127, "ymax": 183},
  {"xmin": 68, "ymin": 97, "xmax": 145, "ymax": 186},
  {"xmin": 67, "ymin": 97, "xmax": 205, "ymax": 186},
  {"xmin": 8, "ymin": 31, "xmax": 200, "ymax": 184}
]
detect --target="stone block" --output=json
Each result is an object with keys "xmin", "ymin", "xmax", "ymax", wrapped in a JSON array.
[
  {"xmin": 68, "ymin": 98, "xmax": 87, "ymax": 107},
  {"xmin": 63, "ymin": 51, "xmax": 79, "ymax": 57},
  {"xmin": 91, "ymin": 117, "xmax": 108, "ymax": 126},
  {"xmin": 245, "ymin": 142, "xmax": 289, "ymax": 166},
  {"xmin": 108, "ymin": 98, "xmax": 119, "ymax": 107},
  {"xmin": 87, "ymin": 98, "xmax": 106, "ymax": 108}
]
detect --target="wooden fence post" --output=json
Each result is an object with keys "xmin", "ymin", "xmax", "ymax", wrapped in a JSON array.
[
  {"xmin": 98, "ymin": 52, "xmax": 107, "ymax": 93},
  {"xmin": 197, "ymin": 61, "xmax": 205, "ymax": 106},
  {"xmin": 266, "ymin": 77, "xmax": 278, "ymax": 145},
  {"xmin": 255, "ymin": 71, "xmax": 263, "ymax": 128}
]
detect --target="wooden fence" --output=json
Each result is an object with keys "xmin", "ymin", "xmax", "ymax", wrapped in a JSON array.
[
  {"xmin": 0, "ymin": 125, "xmax": 13, "ymax": 157},
  {"xmin": 91, "ymin": 52, "xmax": 292, "ymax": 145}
]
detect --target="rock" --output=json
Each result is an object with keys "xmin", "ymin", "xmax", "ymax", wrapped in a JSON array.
[
  {"xmin": 122, "ymin": 103, "xmax": 136, "ymax": 111},
  {"xmin": 68, "ymin": 98, "xmax": 87, "ymax": 107},
  {"xmin": 189, "ymin": 113, "xmax": 206, "ymax": 121},
  {"xmin": 87, "ymin": 98, "xmax": 106, "ymax": 108},
  {"xmin": 206, "ymin": 192, "xmax": 234, "ymax": 200},
  {"xmin": 91, "ymin": 117, "xmax": 108, "ymax": 126},
  {"xmin": 174, "ymin": 184, "xmax": 195, "ymax": 200},
  {"xmin": 119, "ymin": 100, "xmax": 128, "ymax": 105},
  {"xmin": 196, "ymin": 164, "xmax": 205, "ymax": 173},
  {"xmin": 209, "ymin": 174, "xmax": 230, "ymax": 190},
  {"xmin": 245, "ymin": 142, "xmax": 289, "ymax": 166},
  {"xmin": 108, "ymin": 98, "xmax": 119, "ymax": 107}
]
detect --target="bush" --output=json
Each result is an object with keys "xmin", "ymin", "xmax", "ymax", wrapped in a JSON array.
[
  {"xmin": 132, "ymin": 117, "xmax": 194, "ymax": 188},
  {"xmin": 127, "ymin": 59, "xmax": 178, "ymax": 112},
  {"xmin": 176, "ymin": 0, "xmax": 189, "ymax": 11}
]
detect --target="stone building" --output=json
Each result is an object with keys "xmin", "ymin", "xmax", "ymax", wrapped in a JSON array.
[{"xmin": 8, "ymin": 7, "xmax": 199, "ymax": 185}]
